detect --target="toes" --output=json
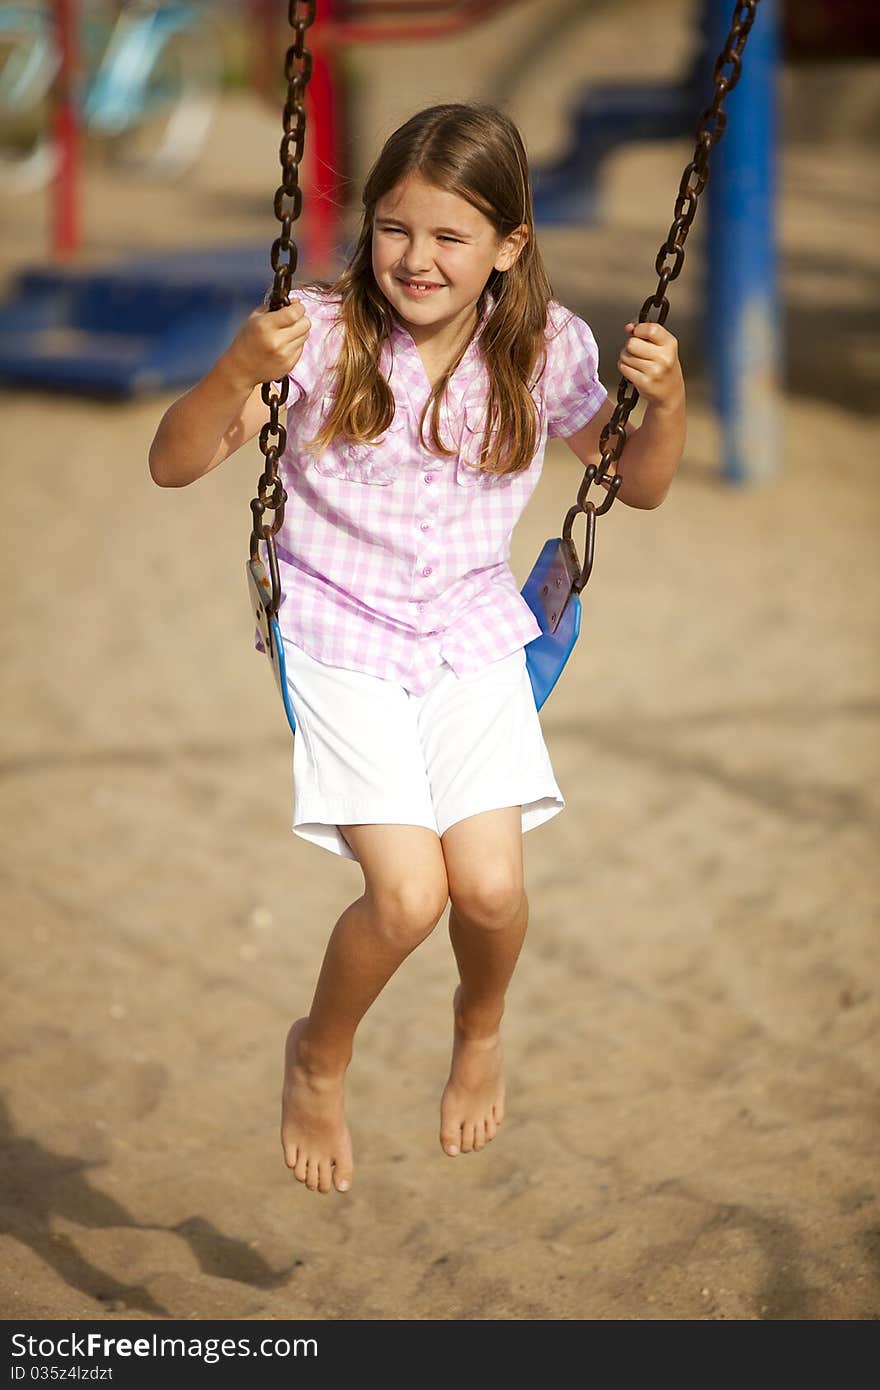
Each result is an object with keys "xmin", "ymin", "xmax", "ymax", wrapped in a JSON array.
[
  {"xmin": 281, "ymin": 1139, "xmax": 298, "ymax": 1171},
  {"xmin": 459, "ymin": 1122, "xmax": 476, "ymax": 1154},
  {"xmin": 440, "ymin": 1126, "xmax": 462, "ymax": 1156},
  {"xmin": 472, "ymin": 1120, "xmax": 486, "ymax": 1151},
  {"xmin": 484, "ymin": 1114, "xmax": 498, "ymax": 1142},
  {"xmin": 333, "ymin": 1163, "xmax": 353, "ymax": 1193},
  {"xmin": 289, "ymin": 1151, "xmax": 351, "ymax": 1193}
]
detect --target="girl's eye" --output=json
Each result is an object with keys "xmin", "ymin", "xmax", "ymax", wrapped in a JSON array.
[{"xmin": 377, "ymin": 227, "xmax": 461, "ymax": 244}]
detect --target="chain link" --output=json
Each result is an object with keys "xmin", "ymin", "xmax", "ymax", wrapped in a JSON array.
[
  {"xmin": 570, "ymin": 0, "xmax": 760, "ymax": 590},
  {"xmin": 248, "ymin": 1, "xmax": 317, "ymax": 618}
]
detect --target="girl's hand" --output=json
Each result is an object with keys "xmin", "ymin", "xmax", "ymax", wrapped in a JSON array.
[
  {"xmin": 617, "ymin": 321, "xmax": 684, "ymax": 412},
  {"xmin": 223, "ymin": 299, "xmax": 311, "ymax": 392}
]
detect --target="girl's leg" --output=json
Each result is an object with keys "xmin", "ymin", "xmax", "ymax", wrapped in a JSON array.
[
  {"xmin": 282, "ymin": 823, "xmax": 449, "ymax": 1194},
  {"xmin": 439, "ymin": 806, "xmax": 528, "ymax": 1156}
]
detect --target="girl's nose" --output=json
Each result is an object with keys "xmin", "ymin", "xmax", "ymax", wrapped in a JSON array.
[{"xmin": 400, "ymin": 237, "xmax": 434, "ymax": 274}]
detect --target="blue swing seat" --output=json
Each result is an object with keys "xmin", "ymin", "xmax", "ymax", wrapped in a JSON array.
[
  {"xmin": 248, "ymin": 536, "xmax": 580, "ymax": 735},
  {"xmin": 247, "ymin": 558, "xmax": 300, "ymax": 733},
  {"xmin": 521, "ymin": 537, "xmax": 582, "ymax": 711}
]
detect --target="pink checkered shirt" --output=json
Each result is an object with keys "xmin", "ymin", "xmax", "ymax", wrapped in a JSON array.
[{"xmin": 268, "ymin": 288, "xmax": 607, "ymax": 695}]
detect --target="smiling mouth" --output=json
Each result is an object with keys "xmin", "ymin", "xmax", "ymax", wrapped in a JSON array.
[{"xmin": 397, "ymin": 278, "xmax": 444, "ymax": 289}]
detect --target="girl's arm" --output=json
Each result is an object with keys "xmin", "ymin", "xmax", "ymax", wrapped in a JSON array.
[
  {"xmin": 561, "ymin": 321, "xmax": 686, "ymax": 511},
  {"xmin": 148, "ymin": 300, "xmax": 311, "ymax": 488}
]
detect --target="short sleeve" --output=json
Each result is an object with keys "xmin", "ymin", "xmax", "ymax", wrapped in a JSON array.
[
  {"xmin": 284, "ymin": 287, "xmax": 343, "ymax": 407},
  {"xmin": 542, "ymin": 302, "xmax": 608, "ymax": 439}
]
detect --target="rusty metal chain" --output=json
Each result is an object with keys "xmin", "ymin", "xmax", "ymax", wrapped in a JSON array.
[
  {"xmin": 566, "ymin": 0, "xmax": 761, "ymax": 592},
  {"xmin": 248, "ymin": 1, "xmax": 317, "ymax": 618}
]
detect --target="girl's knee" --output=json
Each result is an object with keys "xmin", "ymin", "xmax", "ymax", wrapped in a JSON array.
[
  {"xmin": 450, "ymin": 874, "xmax": 525, "ymax": 931},
  {"xmin": 367, "ymin": 877, "xmax": 449, "ymax": 949}
]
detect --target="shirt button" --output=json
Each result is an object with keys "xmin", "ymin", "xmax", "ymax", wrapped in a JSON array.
[
  {"xmin": 423, "ymin": 473, "xmax": 434, "ymax": 483},
  {"xmin": 422, "ymin": 565, "xmax": 433, "ymax": 577},
  {"xmin": 420, "ymin": 520, "xmax": 431, "ymax": 531}
]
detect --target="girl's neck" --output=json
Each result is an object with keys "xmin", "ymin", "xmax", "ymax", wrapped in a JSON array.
[{"xmin": 394, "ymin": 299, "xmax": 480, "ymax": 364}]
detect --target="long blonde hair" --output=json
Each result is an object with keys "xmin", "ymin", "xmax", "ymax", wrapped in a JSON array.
[{"xmin": 297, "ymin": 102, "xmax": 556, "ymax": 477}]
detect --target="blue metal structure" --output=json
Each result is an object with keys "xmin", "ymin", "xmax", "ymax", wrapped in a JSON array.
[
  {"xmin": 531, "ymin": 0, "xmax": 780, "ymax": 488},
  {"xmin": 530, "ymin": 51, "xmax": 704, "ymax": 226},
  {"xmin": 0, "ymin": 245, "xmax": 271, "ymax": 396},
  {"xmin": 706, "ymin": 0, "xmax": 781, "ymax": 484}
]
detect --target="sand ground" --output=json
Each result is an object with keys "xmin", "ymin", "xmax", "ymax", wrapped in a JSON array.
[{"xmin": 1, "ymin": 0, "xmax": 878, "ymax": 1320}]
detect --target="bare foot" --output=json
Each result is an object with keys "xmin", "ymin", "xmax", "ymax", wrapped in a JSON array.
[
  {"xmin": 281, "ymin": 1018, "xmax": 354, "ymax": 1193},
  {"xmin": 439, "ymin": 987, "xmax": 505, "ymax": 1156}
]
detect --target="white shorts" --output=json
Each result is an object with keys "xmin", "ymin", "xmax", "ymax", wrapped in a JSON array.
[{"xmin": 281, "ymin": 638, "xmax": 565, "ymax": 861}]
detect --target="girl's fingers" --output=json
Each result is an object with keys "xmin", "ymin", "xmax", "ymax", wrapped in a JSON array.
[
  {"xmin": 623, "ymin": 321, "xmax": 677, "ymax": 353},
  {"xmin": 618, "ymin": 349, "xmax": 659, "ymax": 374},
  {"xmin": 619, "ymin": 320, "xmax": 683, "ymax": 404},
  {"xmin": 282, "ymin": 317, "xmax": 311, "ymax": 341},
  {"xmin": 617, "ymin": 360, "xmax": 650, "ymax": 386},
  {"xmin": 620, "ymin": 336, "xmax": 665, "ymax": 360},
  {"xmin": 617, "ymin": 357, "xmax": 664, "ymax": 394},
  {"xmin": 625, "ymin": 319, "xmax": 672, "ymax": 341},
  {"xmin": 267, "ymin": 318, "xmax": 311, "ymax": 352},
  {"xmin": 266, "ymin": 299, "xmax": 308, "ymax": 321},
  {"xmin": 244, "ymin": 301, "xmax": 310, "ymax": 379}
]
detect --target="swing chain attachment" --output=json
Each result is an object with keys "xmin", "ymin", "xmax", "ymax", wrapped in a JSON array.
[
  {"xmin": 569, "ymin": 0, "xmax": 761, "ymax": 595},
  {"xmin": 248, "ymin": 1, "xmax": 317, "ymax": 625}
]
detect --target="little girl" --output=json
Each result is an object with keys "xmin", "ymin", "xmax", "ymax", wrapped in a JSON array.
[{"xmin": 149, "ymin": 102, "xmax": 685, "ymax": 1196}]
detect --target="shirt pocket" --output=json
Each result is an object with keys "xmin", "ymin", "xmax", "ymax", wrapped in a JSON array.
[
  {"xmin": 455, "ymin": 397, "xmax": 546, "ymax": 487},
  {"xmin": 455, "ymin": 400, "xmax": 498, "ymax": 488},
  {"xmin": 312, "ymin": 398, "xmax": 407, "ymax": 486}
]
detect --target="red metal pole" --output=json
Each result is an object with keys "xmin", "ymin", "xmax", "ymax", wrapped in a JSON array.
[
  {"xmin": 51, "ymin": 0, "xmax": 80, "ymax": 257},
  {"xmin": 308, "ymin": 0, "xmax": 342, "ymax": 275}
]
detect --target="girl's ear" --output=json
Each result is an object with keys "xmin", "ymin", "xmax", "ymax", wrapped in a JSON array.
[{"xmin": 494, "ymin": 225, "xmax": 529, "ymax": 273}]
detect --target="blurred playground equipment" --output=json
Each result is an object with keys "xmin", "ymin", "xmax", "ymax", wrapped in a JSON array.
[
  {"xmin": 0, "ymin": 0, "xmax": 530, "ymax": 400},
  {"xmin": 1, "ymin": 0, "xmax": 876, "ymax": 474},
  {"xmin": 492, "ymin": 0, "xmax": 880, "ymax": 224},
  {"xmin": 0, "ymin": 0, "xmax": 222, "ymax": 196}
]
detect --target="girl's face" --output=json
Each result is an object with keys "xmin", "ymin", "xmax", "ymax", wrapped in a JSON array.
[{"xmin": 371, "ymin": 172, "xmax": 526, "ymax": 346}]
